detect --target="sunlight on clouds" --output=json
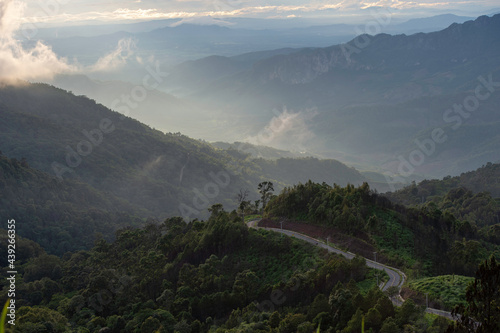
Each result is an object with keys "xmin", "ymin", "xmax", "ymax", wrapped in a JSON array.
[
  {"xmin": 0, "ymin": 0, "xmax": 75, "ymax": 82},
  {"xmin": 90, "ymin": 38, "xmax": 135, "ymax": 72},
  {"xmin": 359, "ymin": 0, "xmax": 478, "ymax": 10},
  {"xmin": 0, "ymin": 0, "xmax": 137, "ymax": 82},
  {"xmin": 170, "ymin": 16, "xmax": 234, "ymax": 27},
  {"xmin": 17, "ymin": 0, "xmax": 500, "ymax": 25}
]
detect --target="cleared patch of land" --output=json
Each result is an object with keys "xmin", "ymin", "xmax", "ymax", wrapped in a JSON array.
[{"xmin": 405, "ymin": 275, "xmax": 474, "ymax": 311}]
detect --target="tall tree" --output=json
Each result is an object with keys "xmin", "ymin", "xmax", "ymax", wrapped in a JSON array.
[
  {"xmin": 236, "ymin": 188, "xmax": 249, "ymax": 206},
  {"xmin": 236, "ymin": 188, "xmax": 250, "ymax": 220},
  {"xmin": 258, "ymin": 181, "xmax": 274, "ymax": 212},
  {"xmin": 447, "ymin": 255, "xmax": 500, "ymax": 332}
]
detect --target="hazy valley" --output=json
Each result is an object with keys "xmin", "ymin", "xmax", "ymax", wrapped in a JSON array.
[
  {"xmin": 1, "ymin": 3, "xmax": 500, "ymax": 332},
  {"xmin": 40, "ymin": 14, "xmax": 500, "ymax": 182}
]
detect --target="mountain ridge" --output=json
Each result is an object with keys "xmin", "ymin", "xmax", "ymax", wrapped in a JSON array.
[
  {"xmin": 0, "ymin": 82, "xmax": 371, "ymax": 222},
  {"xmin": 174, "ymin": 14, "xmax": 500, "ymax": 178},
  {"xmin": 250, "ymin": 14, "xmax": 500, "ymax": 85}
]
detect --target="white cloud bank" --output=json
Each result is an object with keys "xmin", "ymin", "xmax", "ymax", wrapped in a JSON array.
[
  {"xmin": 0, "ymin": 0, "xmax": 135, "ymax": 83},
  {"xmin": 0, "ymin": 0, "xmax": 74, "ymax": 82},
  {"xmin": 19, "ymin": 0, "xmax": 500, "ymax": 25}
]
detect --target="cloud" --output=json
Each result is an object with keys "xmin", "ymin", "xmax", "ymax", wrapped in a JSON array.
[
  {"xmin": 18, "ymin": 0, "xmax": 500, "ymax": 25},
  {"xmin": 170, "ymin": 16, "xmax": 234, "ymax": 27},
  {"xmin": 90, "ymin": 38, "xmax": 136, "ymax": 72},
  {"xmin": 17, "ymin": 0, "xmax": 500, "ymax": 25},
  {"xmin": 246, "ymin": 107, "xmax": 318, "ymax": 152},
  {"xmin": 0, "ymin": 0, "xmax": 75, "ymax": 82},
  {"xmin": 0, "ymin": 0, "xmax": 136, "ymax": 83}
]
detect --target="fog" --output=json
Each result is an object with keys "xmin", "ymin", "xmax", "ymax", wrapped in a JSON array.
[{"xmin": 5, "ymin": 2, "xmax": 499, "ymax": 180}]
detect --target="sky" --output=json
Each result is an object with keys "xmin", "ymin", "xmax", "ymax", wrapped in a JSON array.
[
  {"xmin": 19, "ymin": 0, "xmax": 500, "ymax": 26},
  {"xmin": 0, "ymin": 0, "xmax": 135, "ymax": 82},
  {"xmin": 1, "ymin": 0, "xmax": 498, "ymax": 82}
]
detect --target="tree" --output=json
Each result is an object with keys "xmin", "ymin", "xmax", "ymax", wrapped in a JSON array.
[
  {"xmin": 269, "ymin": 311, "xmax": 281, "ymax": 329},
  {"xmin": 208, "ymin": 203, "xmax": 224, "ymax": 217},
  {"xmin": 375, "ymin": 296, "xmax": 395, "ymax": 320},
  {"xmin": 236, "ymin": 188, "xmax": 249, "ymax": 206},
  {"xmin": 447, "ymin": 255, "xmax": 500, "ymax": 333},
  {"xmin": 232, "ymin": 270, "xmax": 259, "ymax": 304},
  {"xmin": 385, "ymin": 286, "xmax": 400, "ymax": 299},
  {"xmin": 258, "ymin": 181, "xmax": 274, "ymax": 212},
  {"xmin": 16, "ymin": 306, "xmax": 69, "ymax": 333},
  {"xmin": 141, "ymin": 316, "xmax": 161, "ymax": 333},
  {"xmin": 365, "ymin": 307, "xmax": 382, "ymax": 330},
  {"xmin": 380, "ymin": 317, "xmax": 399, "ymax": 333},
  {"xmin": 278, "ymin": 313, "xmax": 307, "ymax": 333},
  {"xmin": 307, "ymin": 294, "xmax": 330, "ymax": 321},
  {"xmin": 254, "ymin": 200, "xmax": 261, "ymax": 213},
  {"xmin": 341, "ymin": 308, "xmax": 363, "ymax": 333},
  {"xmin": 396, "ymin": 299, "xmax": 422, "ymax": 327},
  {"xmin": 238, "ymin": 200, "xmax": 252, "ymax": 221},
  {"xmin": 236, "ymin": 188, "xmax": 250, "ymax": 220}
]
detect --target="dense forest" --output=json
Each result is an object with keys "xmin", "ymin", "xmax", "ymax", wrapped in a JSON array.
[
  {"xmin": 0, "ymin": 154, "xmax": 144, "ymax": 254},
  {"xmin": 254, "ymin": 158, "xmax": 365, "ymax": 189},
  {"xmin": 264, "ymin": 181, "xmax": 500, "ymax": 277},
  {"xmin": 0, "ymin": 82, "xmax": 374, "ymax": 256},
  {"xmin": 1, "ymin": 83, "xmax": 499, "ymax": 332},
  {"xmin": 385, "ymin": 162, "xmax": 500, "ymax": 206},
  {"xmin": 0, "ymin": 207, "xmax": 452, "ymax": 332},
  {"xmin": 0, "ymin": 82, "xmax": 370, "ymax": 214},
  {"xmin": 384, "ymin": 164, "xmax": 500, "ymax": 241}
]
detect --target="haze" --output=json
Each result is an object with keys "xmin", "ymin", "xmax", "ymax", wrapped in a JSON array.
[{"xmin": 3, "ymin": 0, "xmax": 500, "ymax": 181}]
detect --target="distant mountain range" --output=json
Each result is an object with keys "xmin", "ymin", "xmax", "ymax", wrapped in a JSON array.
[
  {"xmin": 36, "ymin": 13, "xmax": 478, "ymax": 71},
  {"xmin": 43, "ymin": 13, "xmax": 500, "ymax": 182},
  {"xmin": 391, "ymin": 14, "xmax": 474, "ymax": 34},
  {"xmin": 168, "ymin": 14, "xmax": 500, "ymax": 179},
  {"xmin": 32, "ymin": 13, "xmax": 475, "ymax": 39}
]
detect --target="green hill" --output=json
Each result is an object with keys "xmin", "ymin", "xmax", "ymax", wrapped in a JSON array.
[
  {"xmin": 0, "ymin": 209, "xmax": 449, "ymax": 332},
  {"xmin": 0, "ymin": 83, "xmax": 253, "ymax": 217},
  {"xmin": 0, "ymin": 82, "xmax": 370, "ymax": 254},
  {"xmin": 265, "ymin": 181, "xmax": 500, "ymax": 276},
  {"xmin": 0, "ymin": 154, "xmax": 144, "ymax": 254},
  {"xmin": 385, "ymin": 163, "xmax": 500, "ymax": 227},
  {"xmin": 408, "ymin": 275, "xmax": 474, "ymax": 310}
]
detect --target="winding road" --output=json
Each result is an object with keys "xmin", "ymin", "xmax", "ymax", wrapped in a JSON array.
[{"xmin": 247, "ymin": 220, "xmax": 454, "ymax": 320}]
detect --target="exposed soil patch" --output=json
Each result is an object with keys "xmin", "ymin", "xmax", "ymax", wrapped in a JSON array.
[{"xmin": 259, "ymin": 218, "xmax": 389, "ymax": 264}]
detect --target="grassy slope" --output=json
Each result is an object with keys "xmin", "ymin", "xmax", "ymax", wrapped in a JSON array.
[{"xmin": 408, "ymin": 275, "xmax": 474, "ymax": 310}]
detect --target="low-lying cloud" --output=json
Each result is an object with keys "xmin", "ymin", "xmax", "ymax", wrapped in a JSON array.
[
  {"xmin": 246, "ymin": 107, "xmax": 318, "ymax": 152},
  {"xmin": 90, "ymin": 38, "xmax": 135, "ymax": 73}
]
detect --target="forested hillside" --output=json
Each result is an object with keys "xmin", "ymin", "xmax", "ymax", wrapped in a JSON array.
[
  {"xmin": 0, "ymin": 83, "xmax": 252, "ymax": 217},
  {"xmin": 265, "ymin": 181, "xmax": 500, "ymax": 277},
  {"xmin": 0, "ymin": 82, "xmax": 372, "ymax": 255},
  {"xmin": 0, "ymin": 208, "xmax": 450, "ymax": 332},
  {"xmin": 386, "ymin": 162, "xmax": 500, "ymax": 203},
  {"xmin": 0, "ymin": 154, "xmax": 144, "ymax": 254},
  {"xmin": 254, "ymin": 157, "xmax": 365, "ymax": 188},
  {"xmin": 385, "ymin": 163, "xmax": 500, "ymax": 227}
]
